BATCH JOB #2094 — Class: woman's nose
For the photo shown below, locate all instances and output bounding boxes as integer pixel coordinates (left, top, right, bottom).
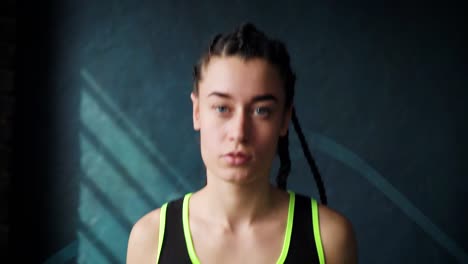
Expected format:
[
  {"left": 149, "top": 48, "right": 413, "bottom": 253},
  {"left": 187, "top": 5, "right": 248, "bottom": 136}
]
[{"left": 229, "top": 111, "right": 250, "bottom": 143}]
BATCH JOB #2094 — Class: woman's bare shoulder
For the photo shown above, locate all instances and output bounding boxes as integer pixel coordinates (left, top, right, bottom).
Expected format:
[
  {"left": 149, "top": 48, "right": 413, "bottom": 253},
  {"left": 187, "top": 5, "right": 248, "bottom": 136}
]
[
  {"left": 318, "top": 204, "right": 358, "bottom": 264},
  {"left": 126, "top": 208, "right": 162, "bottom": 264}
]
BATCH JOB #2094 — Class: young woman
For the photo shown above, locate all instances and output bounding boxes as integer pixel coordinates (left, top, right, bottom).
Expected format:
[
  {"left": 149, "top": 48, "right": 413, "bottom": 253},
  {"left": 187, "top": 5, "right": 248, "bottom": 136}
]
[{"left": 127, "top": 23, "right": 358, "bottom": 264}]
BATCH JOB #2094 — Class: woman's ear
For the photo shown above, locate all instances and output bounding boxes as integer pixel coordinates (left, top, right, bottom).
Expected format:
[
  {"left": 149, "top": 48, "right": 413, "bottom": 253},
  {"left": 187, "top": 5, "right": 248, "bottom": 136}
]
[
  {"left": 190, "top": 92, "right": 201, "bottom": 131},
  {"left": 280, "top": 105, "right": 292, "bottom": 136}
]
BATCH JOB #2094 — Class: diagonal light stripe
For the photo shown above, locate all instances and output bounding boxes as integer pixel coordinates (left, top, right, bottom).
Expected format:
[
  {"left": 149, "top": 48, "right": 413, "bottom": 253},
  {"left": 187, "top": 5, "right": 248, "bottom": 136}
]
[
  {"left": 310, "top": 132, "right": 468, "bottom": 263},
  {"left": 79, "top": 116, "right": 161, "bottom": 208},
  {"left": 80, "top": 67, "right": 192, "bottom": 192}
]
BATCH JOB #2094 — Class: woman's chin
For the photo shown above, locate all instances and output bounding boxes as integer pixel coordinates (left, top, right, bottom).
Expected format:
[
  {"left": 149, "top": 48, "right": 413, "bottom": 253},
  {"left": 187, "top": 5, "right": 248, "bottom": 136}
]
[
  {"left": 217, "top": 169, "right": 261, "bottom": 185},
  {"left": 206, "top": 165, "right": 267, "bottom": 186}
]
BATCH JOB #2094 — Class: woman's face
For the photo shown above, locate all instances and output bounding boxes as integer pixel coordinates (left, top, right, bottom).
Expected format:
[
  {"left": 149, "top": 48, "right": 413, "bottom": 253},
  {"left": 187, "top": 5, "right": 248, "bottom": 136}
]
[{"left": 191, "top": 56, "right": 292, "bottom": 186}]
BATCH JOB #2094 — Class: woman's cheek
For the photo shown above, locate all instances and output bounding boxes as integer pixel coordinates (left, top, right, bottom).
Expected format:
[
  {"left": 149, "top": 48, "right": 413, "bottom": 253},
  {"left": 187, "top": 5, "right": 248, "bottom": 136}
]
[
  {"left": 259, "top": 128, "right": 280, "bottom": 157},
  {"left": 200, "top": 121, "right": 221, "bottom": 153}
]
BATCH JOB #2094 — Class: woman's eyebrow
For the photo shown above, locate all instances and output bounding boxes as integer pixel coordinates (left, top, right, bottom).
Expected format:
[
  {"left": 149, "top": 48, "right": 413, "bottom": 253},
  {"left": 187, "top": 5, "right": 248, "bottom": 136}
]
[
  {"left": 251, "top": 94, "right": 278, "bottom": 103},
  {"left": 207, "top": 92, "right": 278, "bottom": 103},
  {"left": 208, "top": 91, "right": 231, "bottom": 99}
]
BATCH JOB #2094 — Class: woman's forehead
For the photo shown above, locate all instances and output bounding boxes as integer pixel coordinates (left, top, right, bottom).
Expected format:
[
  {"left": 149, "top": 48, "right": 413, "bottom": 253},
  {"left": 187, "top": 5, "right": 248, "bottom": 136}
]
[{"left": 198, "top": 56, "right": 285, "bottom": 100}]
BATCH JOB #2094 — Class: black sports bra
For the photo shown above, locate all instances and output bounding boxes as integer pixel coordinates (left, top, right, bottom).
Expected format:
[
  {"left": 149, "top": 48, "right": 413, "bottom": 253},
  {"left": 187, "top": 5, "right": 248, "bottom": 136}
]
[{"left": 156, "top": 191, "right": 325, "bottom": 264}]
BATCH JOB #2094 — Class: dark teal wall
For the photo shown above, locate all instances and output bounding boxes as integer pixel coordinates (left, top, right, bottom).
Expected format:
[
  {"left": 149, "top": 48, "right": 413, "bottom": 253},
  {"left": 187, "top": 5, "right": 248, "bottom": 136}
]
[{"left": 11, "top": 1, "right": 467, "bottom": 263}]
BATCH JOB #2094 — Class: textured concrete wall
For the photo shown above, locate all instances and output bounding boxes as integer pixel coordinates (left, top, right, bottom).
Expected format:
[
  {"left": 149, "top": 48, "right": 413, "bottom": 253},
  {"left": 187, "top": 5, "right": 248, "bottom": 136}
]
[{"left": 9, "top": 1, "right": 468, "bottom": 263}]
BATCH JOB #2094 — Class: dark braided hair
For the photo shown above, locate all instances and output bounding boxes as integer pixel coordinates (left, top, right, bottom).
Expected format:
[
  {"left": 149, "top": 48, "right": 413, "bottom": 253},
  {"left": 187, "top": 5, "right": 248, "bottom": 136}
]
[{"left": 192, "top": 23, "right": 327, "bottom": 205}]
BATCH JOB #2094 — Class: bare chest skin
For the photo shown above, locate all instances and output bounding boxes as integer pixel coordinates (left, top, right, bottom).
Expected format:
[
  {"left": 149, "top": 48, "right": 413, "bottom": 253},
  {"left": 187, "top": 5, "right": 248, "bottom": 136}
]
[
  {"left": 178, "top": 184, "right": 293, "bottom": 264},
  {"left": 189, "top": 213, "right": 288, "bottom": 264}
]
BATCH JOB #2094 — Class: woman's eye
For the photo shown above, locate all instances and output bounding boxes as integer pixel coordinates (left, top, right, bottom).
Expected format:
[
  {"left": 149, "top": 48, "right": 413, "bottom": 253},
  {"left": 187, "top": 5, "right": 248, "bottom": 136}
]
[
  {"left": 254, "top": 107, "right": 271, "bottom": 116},
  {"left": 214, "top": 105, "right": 229, "bottom": 113}
]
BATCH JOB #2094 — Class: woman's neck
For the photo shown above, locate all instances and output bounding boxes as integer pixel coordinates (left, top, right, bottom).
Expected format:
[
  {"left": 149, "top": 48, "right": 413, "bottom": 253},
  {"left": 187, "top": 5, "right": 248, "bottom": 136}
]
[{"left": 195, "top": 173, "right": 282, "bottom": 232}]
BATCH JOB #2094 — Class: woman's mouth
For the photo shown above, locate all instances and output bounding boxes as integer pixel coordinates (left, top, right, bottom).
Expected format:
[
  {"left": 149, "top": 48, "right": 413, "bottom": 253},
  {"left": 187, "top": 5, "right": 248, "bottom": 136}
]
[{"left": 223, "top": 152, "right": 252, "bottom": 166}]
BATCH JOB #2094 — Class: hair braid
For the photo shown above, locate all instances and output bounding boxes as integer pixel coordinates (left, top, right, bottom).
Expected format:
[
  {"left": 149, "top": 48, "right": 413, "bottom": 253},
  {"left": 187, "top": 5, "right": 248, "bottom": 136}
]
[
  {"left": 290, "top": 107, "right": 327, "bottom": 205},
  {"left": 276, "top": 133, "right": 291, "bottom": 190}
]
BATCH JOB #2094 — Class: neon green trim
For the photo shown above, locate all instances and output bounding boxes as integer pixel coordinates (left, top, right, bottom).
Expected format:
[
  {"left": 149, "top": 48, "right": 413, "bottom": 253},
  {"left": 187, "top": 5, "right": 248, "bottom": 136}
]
[
  {"left": 312, "top": 199, "right": 326, "bottom": 264},
  {"left": 276, "top": 191, "right": 295, "bottom": 264},
  {"left": 156, "top": 203, "right": 168, "bottom": 264},
  {"left": 182, "top": 193, "right": 202, "bottom": 264}
]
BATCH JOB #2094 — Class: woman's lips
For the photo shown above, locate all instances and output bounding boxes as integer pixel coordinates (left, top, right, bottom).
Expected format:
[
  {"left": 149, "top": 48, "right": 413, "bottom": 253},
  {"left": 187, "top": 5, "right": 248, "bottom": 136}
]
[{"left": 223, "top": 153, "right": 252, "bottom": 166}]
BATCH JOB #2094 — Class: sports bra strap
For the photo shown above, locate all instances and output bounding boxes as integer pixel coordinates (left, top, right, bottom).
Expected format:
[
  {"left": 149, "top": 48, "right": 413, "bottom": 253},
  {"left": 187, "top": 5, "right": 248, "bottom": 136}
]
[
  {"left": 312, "top": 199, "right": 325, "bottom": 264},
  {"left": 156, "top": 203, "right": 168, "bottom": 264}
]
